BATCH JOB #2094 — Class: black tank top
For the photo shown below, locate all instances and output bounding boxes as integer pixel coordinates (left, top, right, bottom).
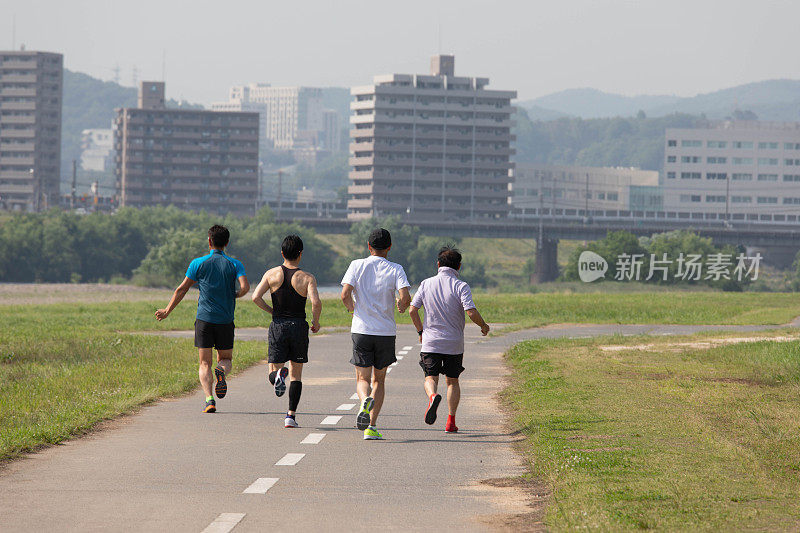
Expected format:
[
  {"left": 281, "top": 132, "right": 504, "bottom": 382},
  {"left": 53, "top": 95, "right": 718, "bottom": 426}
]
[{"left": 271, "top": 265, "right": 307, "bottom": 320}]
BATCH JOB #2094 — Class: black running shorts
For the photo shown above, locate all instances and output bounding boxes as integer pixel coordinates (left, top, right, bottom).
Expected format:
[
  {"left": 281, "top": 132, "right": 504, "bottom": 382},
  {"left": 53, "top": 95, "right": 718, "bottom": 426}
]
[
  {"left": 268, "top": 318, "right": 310, "bottom": 364},
  {"left": 350, "top": 333, "right": 396, "bottom": 370},
  {"left": 419, "top": 352, "right": 464, "bottom": 378},
  {"left": 194, "top": 319, "right": 235, "bottom": 350}
]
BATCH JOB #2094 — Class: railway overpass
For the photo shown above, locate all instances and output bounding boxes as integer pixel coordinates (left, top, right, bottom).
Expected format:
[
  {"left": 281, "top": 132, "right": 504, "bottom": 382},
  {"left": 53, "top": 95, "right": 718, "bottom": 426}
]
[{"left": 279, "top": 209, "right": 800, "bottom": 282}]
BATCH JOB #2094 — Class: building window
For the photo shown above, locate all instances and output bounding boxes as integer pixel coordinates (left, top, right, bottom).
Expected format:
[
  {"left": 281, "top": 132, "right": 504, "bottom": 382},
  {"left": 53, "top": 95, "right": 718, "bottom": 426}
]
[
  {"left": 732, "top": 173, "right": 752, "bottom": 180},
  {"left": 707, "top": 140, "right": 727, "bottom": 148},
  {"left": 783, "top": 174, "right": 800, "bottom": 182},
  {"left": 681, "top": 156, "right": 701, "bottom": 163},
  {"left": 757, "top": 174, "right": 778, "bottom": 181},
  {"left": 784, "top": 142, "right": 800, "bottom": 150},
  {"left": 667, "top": 171, "right": 676, "bottom": 179},
  {"left": 733, "top": 141, "right": 754, "bottom": 149},
  {"left": 667, "top": 140, "right": 677, "bottom": 147},
  {"left": 706, "top": 173, "right": 727, "bottom": 180},
  {"left": 681, "top": 140, "right": 702, "bottom": 147},
  {"left": 733, "top": 157, "right": 753, "bottom": 165},
  {"left": 757, "top": 196, "right": 778, "bottom": 204},
  {"left": 758, "top": 158, "right": 778, "bottom": 165},
  {"left": 732, "top": 196, "right": 752, "bottom": 203},
  {"left": 759, "top": 142, "right": 779, "bottom": 149},
  {"left": 783, "top": 197, "right": 800, "bottom": 205},
  {"left": 785, "top": 159, "right": 800, "bottom": 166},
  {"left": 667, "top": 155, "right": 676, "bottom": 163},
  {"left": 707, "top": 157, "right": 727, "bottom": 164},
  {"left": 680, "top": 172, "right": 701, "bottom": 179},
  {"left": 705, "top": 195, "right": 725, "bottom": 203}
]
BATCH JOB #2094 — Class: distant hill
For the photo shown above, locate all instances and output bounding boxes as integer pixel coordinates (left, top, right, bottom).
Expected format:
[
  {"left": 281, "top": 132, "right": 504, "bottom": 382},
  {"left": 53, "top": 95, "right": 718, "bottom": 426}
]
[{"left": 519, "top": 79, "right": 800, "bottom": 121}]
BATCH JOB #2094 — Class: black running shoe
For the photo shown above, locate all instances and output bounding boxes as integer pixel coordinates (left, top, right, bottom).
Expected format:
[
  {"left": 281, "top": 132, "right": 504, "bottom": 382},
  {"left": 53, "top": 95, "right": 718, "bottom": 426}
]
[
  {"left": 425, "top": 394, "right": 442, "bottom": 425},
  {"left": 275, "top": 367, "right": 288, "bottom": 397},
  {"left": 356, "top": 396, "right": 374, "bottom": 430},
  {"left": 214, "top": 366, "right": 227, "bottom": 399},
  {"left": 204, "top": 399, "right": 216, "bottom": 413}
]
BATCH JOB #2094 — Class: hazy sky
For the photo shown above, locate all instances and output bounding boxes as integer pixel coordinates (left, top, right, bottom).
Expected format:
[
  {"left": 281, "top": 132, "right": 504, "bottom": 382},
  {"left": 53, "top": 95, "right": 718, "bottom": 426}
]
[{"left": 3, "top": 0, "right": 799, "bottom": 105}]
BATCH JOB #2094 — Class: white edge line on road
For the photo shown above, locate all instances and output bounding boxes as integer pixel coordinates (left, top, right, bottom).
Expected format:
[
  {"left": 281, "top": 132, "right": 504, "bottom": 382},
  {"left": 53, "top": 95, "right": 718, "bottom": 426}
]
[
  {"left": 391, "top": 362, "right": 398, "bottom": 366},
  {"left": 350, "top": 392, "right": 359, "bottom": 400},
  {"left": 275, "top": 453, "right": 305, "bottom": 466},
  {"left": 301, "top": 432, "right": 326, "bottom": 444},
  {"left": 402, "top": 345, "right": 413, "bottom": 350},
  {"left": 336, "top": 403, "right": 356, "bottom": 410},
  {"left": 320, "top": 415, "right": 342, "bottom": 425},
  {"left": 201, "top": 513, "right": 246, "bottom": 533},
  {"left": 242, "top": 477, "right": 279, "bottom": 494},
  {"left": 396, "top": 355, "right": 404, "bottom": 360},
  {"left": 387, "top": 367, "right": 393, "bottom": 373},
  {"left": 398, "top": 351, "right": 408, "bottom": 355}
]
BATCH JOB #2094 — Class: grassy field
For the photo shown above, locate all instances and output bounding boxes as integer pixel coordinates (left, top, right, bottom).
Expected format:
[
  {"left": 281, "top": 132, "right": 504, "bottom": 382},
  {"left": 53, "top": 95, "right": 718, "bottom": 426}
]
[
  {"left": 3, "top": 290, "right": 800, "bottom": 463},
  {"left": 505, "top": 331, "right": 800, "bottom": 530}
]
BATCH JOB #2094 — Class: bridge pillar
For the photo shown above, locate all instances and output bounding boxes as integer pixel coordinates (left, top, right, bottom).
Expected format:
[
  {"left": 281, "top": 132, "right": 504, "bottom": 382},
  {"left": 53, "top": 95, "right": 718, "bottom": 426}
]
[{"left": 534, "top": 237, "right": 559, "bottom": 283}]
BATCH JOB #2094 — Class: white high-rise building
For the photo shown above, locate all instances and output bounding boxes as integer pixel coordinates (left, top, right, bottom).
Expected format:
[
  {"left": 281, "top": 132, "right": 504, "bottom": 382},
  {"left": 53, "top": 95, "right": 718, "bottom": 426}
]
[
  {"left": 348, "top": 55, "right": 516, "bottom": 221},
  {"left": 216, "top": 84, "right": 325, "bottom": 151},
  {"left": 79, "top": 128, "right": 114, "bottom": 171},
  {"left": 211, "top": 97, "right": 269, "bottom": 157}
]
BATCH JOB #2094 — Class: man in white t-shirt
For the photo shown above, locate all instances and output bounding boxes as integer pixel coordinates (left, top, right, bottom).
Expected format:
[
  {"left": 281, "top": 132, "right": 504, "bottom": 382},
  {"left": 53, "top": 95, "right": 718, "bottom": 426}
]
[{"left": 341, "top": 228, "right": 411, "bottom": 440}]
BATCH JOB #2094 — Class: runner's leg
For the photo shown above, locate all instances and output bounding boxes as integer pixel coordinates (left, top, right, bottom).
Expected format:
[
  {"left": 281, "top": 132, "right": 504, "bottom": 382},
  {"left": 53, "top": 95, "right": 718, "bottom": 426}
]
[
  {"left": 355, "top": 366, "right": 372, "bottom": 402},
  {"left": 287, "top": 361, "right": 303, "bottom": 416},
  {"left": 216, "top": 349, "right": 232, "bottom": 374},
  {"left": 424, "top": 375, "right": 439, "bottom": 397},
  {"left": 370, "top": 366, "right": 387, "bottom": 425},
  {"left": 446, "top": 377, "right": 460, "bottom": 416},
  {"left": 198, "top": 348, "right": 214, "bottom": 398}
]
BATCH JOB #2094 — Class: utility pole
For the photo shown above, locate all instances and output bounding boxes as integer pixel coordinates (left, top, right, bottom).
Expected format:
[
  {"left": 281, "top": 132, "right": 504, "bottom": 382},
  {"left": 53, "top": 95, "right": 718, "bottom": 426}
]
[
  {"left": 91, "top": 181, "right": 98, "bottom": 212},
  {"left": 256, "top": 165, "right": 262, "bottom": 214},
  {"left": 277, "top": 169, "right": 283, "bottom": 220},
  {"left": 71, "top": 160, "right": 77, "bottom": 210},
  {"left": 29, "top": 168, "right": 38, "bottom": 212},
  {"left": 584, "top": 172, "right": 589, "bottom": 222},
  {"left": 724, "top": 173, "right": 730, "bottom": 228}
]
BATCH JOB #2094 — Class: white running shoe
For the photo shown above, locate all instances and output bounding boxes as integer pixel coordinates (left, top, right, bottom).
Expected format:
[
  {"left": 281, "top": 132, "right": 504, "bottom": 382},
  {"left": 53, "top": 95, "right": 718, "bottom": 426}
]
[{"left": 284, "top": 416, "right": 298, "bottom": 428}]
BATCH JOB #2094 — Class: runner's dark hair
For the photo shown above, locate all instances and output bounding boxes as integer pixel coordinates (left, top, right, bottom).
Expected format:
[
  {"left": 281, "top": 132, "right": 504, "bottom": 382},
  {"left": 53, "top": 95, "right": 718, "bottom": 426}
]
[
  {"left": 437, "top": 246, "right": 462, "bottom": 270},
  {"left": 208, "top": 225, "right": 230, "bottom": 248},
  {"left": 282, "top": 234, "right": 304, "bottom": 260}
]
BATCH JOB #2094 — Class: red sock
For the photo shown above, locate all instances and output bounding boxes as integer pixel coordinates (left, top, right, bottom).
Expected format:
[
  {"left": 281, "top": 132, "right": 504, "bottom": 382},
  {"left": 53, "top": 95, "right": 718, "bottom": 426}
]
[{"left": 447, "top": 415, "right": 455, "bottom": 425}]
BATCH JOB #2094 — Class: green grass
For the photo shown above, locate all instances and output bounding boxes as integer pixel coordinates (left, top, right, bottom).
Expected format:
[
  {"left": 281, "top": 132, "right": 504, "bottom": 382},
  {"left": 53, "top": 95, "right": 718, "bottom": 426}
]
[
  {"left": 505, "top": 332, "right": 800, "bottom": 530},
  {"left": 3, "top": 290, "right": 800, "bottom": 463}
]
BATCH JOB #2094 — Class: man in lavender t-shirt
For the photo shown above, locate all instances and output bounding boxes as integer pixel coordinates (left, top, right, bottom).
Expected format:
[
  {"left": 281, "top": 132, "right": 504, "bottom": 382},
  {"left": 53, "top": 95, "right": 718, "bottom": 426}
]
[{"left": 409, "top": 246, "right": 490, "bottom": 433}]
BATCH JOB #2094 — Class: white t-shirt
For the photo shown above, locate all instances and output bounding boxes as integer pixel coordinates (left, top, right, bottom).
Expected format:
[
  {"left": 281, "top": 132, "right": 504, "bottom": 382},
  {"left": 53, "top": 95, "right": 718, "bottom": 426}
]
[{"left": 341, "top": 255, "right": 410, "bottom": 336}]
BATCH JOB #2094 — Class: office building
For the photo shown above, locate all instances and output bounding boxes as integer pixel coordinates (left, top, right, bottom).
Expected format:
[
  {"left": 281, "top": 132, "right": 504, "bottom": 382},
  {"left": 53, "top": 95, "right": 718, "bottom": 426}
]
[
  {"left": 80, "top": 128, "right": 113, "bottom": 171},
  {"left": 664, "top": 121, "right": 800, "bottom": 220},
  {"left": 348, "top": 55, "right": 516, "bottom": 221},
  {"left": 512, "top": 163, "right": 660, "bottom": 216},
  {"left": 115, "top": 81, "right": 260, "bottom": 215},
  {"left": 0, "top": 50, "right": 63, "bottom": 211}
]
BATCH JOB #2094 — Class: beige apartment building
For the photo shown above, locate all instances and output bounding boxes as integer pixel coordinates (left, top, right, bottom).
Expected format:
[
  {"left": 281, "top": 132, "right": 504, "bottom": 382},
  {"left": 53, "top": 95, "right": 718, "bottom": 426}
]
[
  {"left": 115, "top": 82, "right": 259, "bottom": 215},
  {"left": 348, "top": 55, "right": 516, "bottom": 221},
  {"left": 664, "top": 121, "right": 800, "bottom": 220},
  {"left": 0, "top": 50, "right": 62, "bottom": 211},
  {"left": 512, "top": 163, "right": 660, "bottom": 217}
]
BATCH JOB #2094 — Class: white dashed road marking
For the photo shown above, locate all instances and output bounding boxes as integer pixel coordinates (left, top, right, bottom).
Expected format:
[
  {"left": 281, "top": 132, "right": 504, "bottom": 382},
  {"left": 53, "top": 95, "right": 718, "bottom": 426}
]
[
  {"left": 201, "top": 513, "right": 246, "bottom": 533},
  {"left": 387, "top": 367, "right": 393, "bottom": 373},
  {"left": 301, "top": 433, "right": 326, "bottom": 444},
  {"left": 320, "top": 415, "right": 342, "bottom": 425},
  {"left": 350, "top": 393, "right": 359, "bottom": 400},
  {"left": 402, "top": 346, "right": 413, "bottom": 350},
  {"left": 275, "top": 453, "right": 305, "bottom": 466},
  {"left": 391, "top": 362, "right": 398, "bottom": 366},
  {"left": 396, "top": 356, "right": 404, "bottom": 360},
  {"left": 398, "top": 351, "right": 408, "bottom": 355},
  {"left": 242, "top": 478, "right": 279, "bottom": 494},
  {"left": 336, "top": 403, "right": 356, "bottom": 411}
]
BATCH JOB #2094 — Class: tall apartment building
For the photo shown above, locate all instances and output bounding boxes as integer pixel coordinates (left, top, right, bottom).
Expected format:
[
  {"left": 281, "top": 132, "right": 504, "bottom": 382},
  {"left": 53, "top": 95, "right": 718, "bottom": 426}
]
[
  {"left": 0, "top": 50, "right": 63, "bottom": 211},
  {"left": 512, "top": 164, "right": 660, "bottom": 217},
  {"left": 348, "top": 55, "right": 516, "bottom": 221},
  {"left": 216, "top": 84, "right": 325, "bottom": 151},
  {"left": 664, "top": 121, "right": 800, "bottom": 220},
  {"left": 115, "top": 82, "right": 260, "bottom": 215}
]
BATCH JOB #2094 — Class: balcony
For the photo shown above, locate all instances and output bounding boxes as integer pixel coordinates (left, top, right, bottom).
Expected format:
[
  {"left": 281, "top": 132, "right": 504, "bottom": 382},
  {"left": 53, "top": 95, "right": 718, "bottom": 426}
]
[{"left": 348, "top": 199, "right": 373, "bottom": 209}]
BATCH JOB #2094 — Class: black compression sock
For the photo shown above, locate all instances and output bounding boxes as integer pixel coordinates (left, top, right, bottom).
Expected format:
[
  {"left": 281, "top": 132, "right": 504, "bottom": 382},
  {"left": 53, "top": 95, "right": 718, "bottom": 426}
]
[
  {"left": 268, "top": 370, "right": 277, "bottom": 385},
  {"left": 288, "top": 380, "right": 302, "bottom": 412}
]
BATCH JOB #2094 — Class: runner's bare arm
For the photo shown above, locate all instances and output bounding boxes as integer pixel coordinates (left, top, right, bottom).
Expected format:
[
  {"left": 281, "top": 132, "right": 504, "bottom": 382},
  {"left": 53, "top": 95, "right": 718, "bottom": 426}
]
[
  {"left": 341, "top": 283, "right": 355, "bottom": 313},
  {"left": 155, "top": 277, "right": 195, "bottom": 320},
  {"left": 409, "top": 305, "right": 423, "bottom": 342},
  {"left": 466, "top": 308, "right": 490, "bottom": 336},
  {"left": 235, "top": 275, "right": 250, "bottom": 298},
  {"left": 396, "top": 287, "right": 411, "bottom": 313},
  {"left": 307, "top": 274, "right": 322, "bottom": 333},
  {"left": 251, "top": 271, "right": 273, "bottom": 314}
]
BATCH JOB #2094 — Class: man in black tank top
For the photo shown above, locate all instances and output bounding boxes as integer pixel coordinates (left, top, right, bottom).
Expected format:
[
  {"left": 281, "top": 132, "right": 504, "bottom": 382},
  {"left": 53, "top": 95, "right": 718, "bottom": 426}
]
[{"left": 252, "top": 235, "right": 322, "bottom": 428}]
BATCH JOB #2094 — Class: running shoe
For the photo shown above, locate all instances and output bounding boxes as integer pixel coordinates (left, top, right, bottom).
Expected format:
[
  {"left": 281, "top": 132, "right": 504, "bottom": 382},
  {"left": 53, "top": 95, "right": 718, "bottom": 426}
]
[
  {"left": 356, "top": 396, "right": 374, "bottom": 430},
  {"left": 214, "top": 366, "right": 227, "bottom": 399},
  {"left": 275, "top": 367, "right": 288, "bottom": 397},
  {"left": 284, "top": 416, "right": 299, "bottom": 428},
  {"left": 425, "top": 393, "right": 442, "bottom": 425},
  {"left": 203, "top": 398, "right": 216, "bottom": 413},
  {"left": 445, "top": 421, "right": 458, "bottom": 433},
  {"left": 363, "top": 426, "right": 383, "bottom": 440}
]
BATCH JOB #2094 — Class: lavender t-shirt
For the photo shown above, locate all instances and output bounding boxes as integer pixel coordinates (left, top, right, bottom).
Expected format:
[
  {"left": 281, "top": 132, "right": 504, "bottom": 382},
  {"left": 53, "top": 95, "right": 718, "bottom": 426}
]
[{"left": 410, "top": 267, "right": 476, "bottom": 355}]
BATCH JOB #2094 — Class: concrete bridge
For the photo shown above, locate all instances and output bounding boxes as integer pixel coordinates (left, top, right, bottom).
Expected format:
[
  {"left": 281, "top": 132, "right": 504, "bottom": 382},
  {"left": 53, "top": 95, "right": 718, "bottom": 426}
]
[{"left": 279, "top": 210, "right": 800, "bottom": 281}]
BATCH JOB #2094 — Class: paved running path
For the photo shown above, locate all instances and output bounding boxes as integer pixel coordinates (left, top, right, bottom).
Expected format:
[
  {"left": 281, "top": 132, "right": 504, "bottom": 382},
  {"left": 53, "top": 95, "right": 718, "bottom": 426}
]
[{"left": 2, "top": 320, "right": 794, "bottom": 532}]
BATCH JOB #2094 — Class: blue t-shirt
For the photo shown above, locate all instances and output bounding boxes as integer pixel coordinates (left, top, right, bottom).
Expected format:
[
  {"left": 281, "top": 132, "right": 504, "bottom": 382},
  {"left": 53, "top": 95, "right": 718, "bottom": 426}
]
[{"left": 186, "top": 250, "right": 246, "bottom": 324}]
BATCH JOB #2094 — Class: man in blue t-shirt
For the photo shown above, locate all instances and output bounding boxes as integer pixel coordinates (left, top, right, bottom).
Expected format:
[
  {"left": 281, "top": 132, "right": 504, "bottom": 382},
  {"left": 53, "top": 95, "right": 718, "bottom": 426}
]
[{"left": 155, "top": 225, "right": 249, "bottom": 413}]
